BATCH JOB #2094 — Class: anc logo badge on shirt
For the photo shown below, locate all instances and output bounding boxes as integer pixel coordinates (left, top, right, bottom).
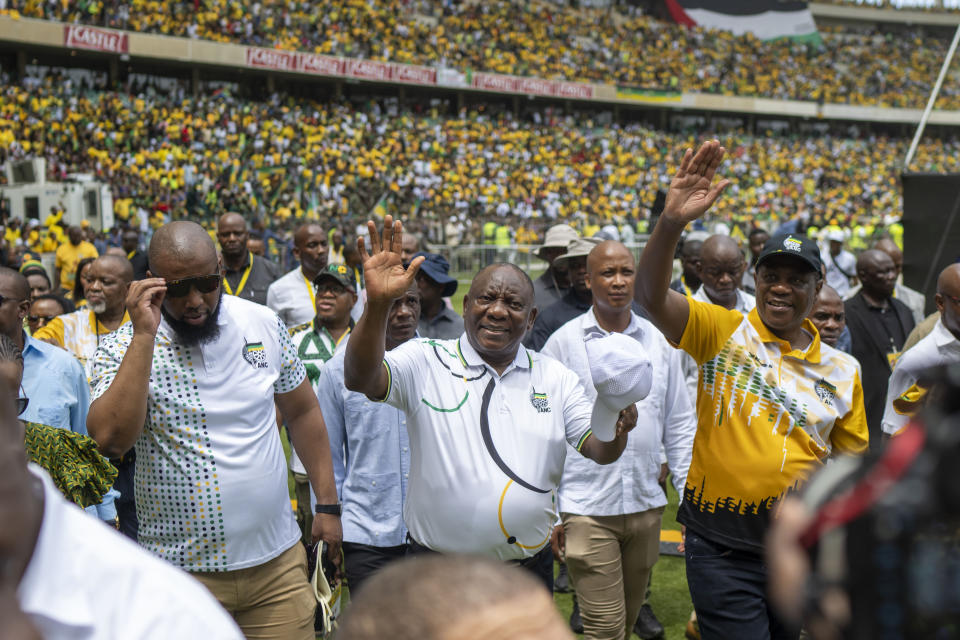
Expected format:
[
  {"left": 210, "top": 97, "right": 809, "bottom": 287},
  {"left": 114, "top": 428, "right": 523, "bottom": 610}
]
[
  {"left": 814, "top": 379, "right": 837, "bottom": 407},
  {"left": 242, "top": 341, "right": 268, "bottom": 369},
  {"left": 783, "top": 236, "right": 803, "bottom": 253},
  {"left": 530, "top": 388, "right": 551, "bottom": 413}
]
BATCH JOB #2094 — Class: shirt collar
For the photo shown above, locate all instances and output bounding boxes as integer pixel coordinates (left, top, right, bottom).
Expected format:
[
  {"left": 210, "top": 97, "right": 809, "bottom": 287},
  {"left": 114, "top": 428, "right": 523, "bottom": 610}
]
[
  {"left": 747, "top": 307, "right": 822, "bottom": 364},
  {"left": 21, "top": 332, "right": 43, "bottom": 355},
  {"left": 582, "top": 307, "right": 644, "bottom": 340},
  {"left": 933, "top": 318, "right": 960, "bottom": 348},
  {"left": 456, "top": 333, "right": 532, "bottom": 372}
]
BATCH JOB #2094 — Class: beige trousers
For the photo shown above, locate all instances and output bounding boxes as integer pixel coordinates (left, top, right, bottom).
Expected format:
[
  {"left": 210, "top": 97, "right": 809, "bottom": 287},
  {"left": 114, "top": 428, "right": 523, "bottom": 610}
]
[
  {"left": 192, "top": 542, "right": 316, "bottom": 640},
  {"left": 562, "top": 508, "right": 664, "bottom": 640}
]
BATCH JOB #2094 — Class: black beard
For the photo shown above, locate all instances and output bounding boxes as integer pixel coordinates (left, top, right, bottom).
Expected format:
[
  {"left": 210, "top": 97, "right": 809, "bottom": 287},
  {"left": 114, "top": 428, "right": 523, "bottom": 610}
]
[{"left": 161, "top": 290, "right": 223, "bottom": 347}]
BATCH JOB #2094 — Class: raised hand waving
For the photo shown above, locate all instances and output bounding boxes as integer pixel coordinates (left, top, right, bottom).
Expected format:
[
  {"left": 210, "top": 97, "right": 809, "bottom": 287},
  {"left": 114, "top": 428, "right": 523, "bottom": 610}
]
[
  {"left": 662, "top": 140, "right": 731, "bottom": 226},
  {"left": 358, "top": 215, "right": 425, "bottom": 305}
]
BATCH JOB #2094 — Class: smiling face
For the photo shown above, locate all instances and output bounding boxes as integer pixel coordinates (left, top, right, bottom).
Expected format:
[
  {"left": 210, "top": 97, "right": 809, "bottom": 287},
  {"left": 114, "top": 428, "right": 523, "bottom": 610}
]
[
  {"left": 314, "top": 277, "right": 357, "bottom": 328},
  {"left": 755, "top": 255, "right": 822, "bottom": 339},
  {"left": 463, "top": 265, "right": 536, "bottom": 371}
]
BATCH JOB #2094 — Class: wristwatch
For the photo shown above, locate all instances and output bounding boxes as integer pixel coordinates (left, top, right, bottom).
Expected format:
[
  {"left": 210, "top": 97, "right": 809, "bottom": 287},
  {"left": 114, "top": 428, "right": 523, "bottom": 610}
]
[{"left": 314, "top": 502, "right": 342, "bottom": 516}]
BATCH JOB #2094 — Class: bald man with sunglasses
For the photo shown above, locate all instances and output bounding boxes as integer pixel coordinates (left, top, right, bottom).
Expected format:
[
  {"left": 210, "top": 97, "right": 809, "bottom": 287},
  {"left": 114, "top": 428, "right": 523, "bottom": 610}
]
[{"left": 88, "top": 221, "right": 341, "bottom": 640}]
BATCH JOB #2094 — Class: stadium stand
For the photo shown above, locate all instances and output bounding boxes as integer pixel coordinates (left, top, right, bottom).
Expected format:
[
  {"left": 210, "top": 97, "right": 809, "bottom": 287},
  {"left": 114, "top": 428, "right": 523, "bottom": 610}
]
[
  {"left": 0, "top": 69, "right": 955, "bottom": 237},
  {"left": 4, "top": 0, "right": 960, "bottom": 109}
]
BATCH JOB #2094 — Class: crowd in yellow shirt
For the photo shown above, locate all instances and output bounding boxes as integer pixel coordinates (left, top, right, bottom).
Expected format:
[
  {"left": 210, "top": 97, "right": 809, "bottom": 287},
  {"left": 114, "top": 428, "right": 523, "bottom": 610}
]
[
  {"left": 0, "top": 73, "right": 957, "bottom": 240},
  {"left": 6, "top": 0, "right": 960, "bottom": 109}
]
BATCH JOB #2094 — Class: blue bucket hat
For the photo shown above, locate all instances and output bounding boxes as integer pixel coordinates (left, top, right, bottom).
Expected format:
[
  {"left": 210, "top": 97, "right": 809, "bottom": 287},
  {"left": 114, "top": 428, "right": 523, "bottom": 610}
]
[{"left": 412, "top": 252, "right": 458, "bottom": 297}]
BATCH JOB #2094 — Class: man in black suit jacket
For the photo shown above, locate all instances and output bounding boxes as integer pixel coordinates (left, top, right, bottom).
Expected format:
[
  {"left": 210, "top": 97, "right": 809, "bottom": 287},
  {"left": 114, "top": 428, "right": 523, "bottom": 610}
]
[{"left": 844, "top": 249, "right": 916, "bottom": 449}]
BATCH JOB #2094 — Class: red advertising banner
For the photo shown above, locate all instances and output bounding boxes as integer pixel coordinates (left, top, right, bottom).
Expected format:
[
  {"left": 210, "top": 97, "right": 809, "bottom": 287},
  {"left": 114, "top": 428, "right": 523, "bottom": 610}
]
[
  {"left": 473, "top": 73, "right": 519, "bottom": 94},
  {"left": 392, "top": 64, "right": 437, "bottom": 85},
  {"left": 63, "top": 25, "right": 128, "bottom": 54},
  {"left": 516, "top": 76, "right": 555, "bottom": 96},
  {"left": 240, "top": 48, "right": 593, "bottom": 99},
  {"left": 345, "top": 59, "right": 392, "bottom": 82},
  {"left": 298, "top": 53, "right": 344, "bottom": 76},
  {"left": 555, "top": 81, "right": 594, "bottom": 100},
  {"left": 246, "top": 47, "right": 297, "bottom": 72}
]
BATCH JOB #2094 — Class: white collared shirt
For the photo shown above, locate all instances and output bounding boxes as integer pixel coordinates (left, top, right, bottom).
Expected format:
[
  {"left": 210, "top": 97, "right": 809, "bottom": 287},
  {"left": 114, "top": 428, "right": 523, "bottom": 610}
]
[
  {"left": 882, "top": 319, "right": 960, "bottom": 435},
  {"left": 266, "top": 267, "right": 316, "bottom": 328},
  {"left": 91, "top": 295, "right": 305, "bottom": 572},
  {"left": 542, "top": 309, "right": 696, "bottom": 517},
  {"left": 381, "top": 334, "right": 593, "bottom": 561},
  {"left": 18, "top": 465, "right": 243, "bottom": 639}
]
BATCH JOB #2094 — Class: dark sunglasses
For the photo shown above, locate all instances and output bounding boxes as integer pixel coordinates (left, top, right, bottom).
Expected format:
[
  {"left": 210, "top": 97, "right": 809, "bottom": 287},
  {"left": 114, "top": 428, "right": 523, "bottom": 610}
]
[
  {"left": 165, "top": 274, "right": 221, "bottom": 298},
  {"left": 28, "top": 315, "right": 58, "bottom": 323}
]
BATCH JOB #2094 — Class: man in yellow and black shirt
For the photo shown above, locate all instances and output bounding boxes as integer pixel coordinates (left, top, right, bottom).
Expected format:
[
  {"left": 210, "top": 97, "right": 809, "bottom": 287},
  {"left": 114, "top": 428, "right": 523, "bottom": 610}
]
[{"left": 636, "top": 141, "right": 868, "bottom": 640}]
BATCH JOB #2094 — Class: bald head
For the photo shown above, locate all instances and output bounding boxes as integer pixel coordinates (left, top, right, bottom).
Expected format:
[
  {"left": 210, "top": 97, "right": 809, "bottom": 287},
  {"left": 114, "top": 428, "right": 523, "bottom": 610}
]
[
  {"left": 95, "top": 255, "right": 134, "bottom": 283},
  {"left": 217, "top": 212, "right": 246, "bottom": 232},
  {"left": 587, "top": 240, "right": 633, "bottom": 275},
  {"left": 149, "top": 221, "right": 219, "bottom": 278},
  {"left": 338, "top": 555, "right": 571, "bottom": 640},
  {"left": 874, "top": 237, "right": 903, "bottom": 275},
  {"left": 701, "top": 235, "right": 742, "bottom": 263},
  {"left": 0, "top": 268, "right": 29, "bottom": 301},
  {"left": 937, "top": 264, "right": 960, "bottom": 340},
  {"left": 469, "top": 263, "right": 534, "bottom": 301},
  {"left": 293, "top": 223, "right": 325, "bottom": 250}
]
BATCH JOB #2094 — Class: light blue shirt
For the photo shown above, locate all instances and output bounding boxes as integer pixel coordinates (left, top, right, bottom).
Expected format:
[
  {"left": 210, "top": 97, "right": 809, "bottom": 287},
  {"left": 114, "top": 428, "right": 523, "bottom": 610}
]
[
  {"left": 21, "top": 334, "right": 117, "bottom": 520},
  {"left": 317, "top": 345, "right": 411, "bottom": 548},
  {"left": 21, "top": 334, "right": 90, "bottom": 435}
]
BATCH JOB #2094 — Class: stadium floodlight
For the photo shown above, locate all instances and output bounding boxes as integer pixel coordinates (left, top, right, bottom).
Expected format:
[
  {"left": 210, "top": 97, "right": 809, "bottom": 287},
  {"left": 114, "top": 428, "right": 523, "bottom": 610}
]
[{"left": 904, "top": 24, "right": 960, "bottom": 169}]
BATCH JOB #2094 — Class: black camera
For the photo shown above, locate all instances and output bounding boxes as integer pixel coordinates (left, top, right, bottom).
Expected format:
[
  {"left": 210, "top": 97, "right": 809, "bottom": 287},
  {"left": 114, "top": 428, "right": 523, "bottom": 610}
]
[{"left": 800, "top": 365, "right": 960, "bottom": 639}]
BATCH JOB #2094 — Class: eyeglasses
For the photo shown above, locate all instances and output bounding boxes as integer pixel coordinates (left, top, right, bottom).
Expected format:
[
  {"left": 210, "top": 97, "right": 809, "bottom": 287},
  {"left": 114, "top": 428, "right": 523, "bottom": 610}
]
[
  {"left": 165, "top": 274, "right": 221, "bottom": 298},
  {"left": 940, "top": 293, "right": 960, "bottom": 306},
  {"left": 0, "top": 294, "right": 23, "bottom": 306},
  {"left": 28, "top": 315, "right": 58, "bottom": 324}
]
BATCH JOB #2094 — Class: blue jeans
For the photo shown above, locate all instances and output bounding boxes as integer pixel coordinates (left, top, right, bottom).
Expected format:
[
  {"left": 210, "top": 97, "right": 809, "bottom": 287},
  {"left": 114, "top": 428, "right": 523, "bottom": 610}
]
[{"left": 684, "top": 529, "right": 799, "bottom": 640}]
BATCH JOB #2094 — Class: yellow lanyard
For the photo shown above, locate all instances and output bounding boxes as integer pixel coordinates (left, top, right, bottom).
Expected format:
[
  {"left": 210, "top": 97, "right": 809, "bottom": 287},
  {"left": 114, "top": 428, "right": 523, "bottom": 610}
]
[
  {"left": 127, "top": 250, "right": 136, "bottom": 260},
  {"left": 302, "top": 271, "right": 316, "bottom": 308},
  {"left": 682, "top": 276, "right": 693, "bottom": 297},
  {"left": 223, "top": 252, "right": 253, "bottom": 297}
]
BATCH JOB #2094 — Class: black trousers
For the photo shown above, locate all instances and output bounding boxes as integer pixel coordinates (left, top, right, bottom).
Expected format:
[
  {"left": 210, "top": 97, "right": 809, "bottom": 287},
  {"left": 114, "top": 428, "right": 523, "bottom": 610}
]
[
  {"left": 406, "top": 537, "right": 554, "bottom": 592},
  {"left": 342, "top": 541, "right": 409, "bottom": 596},
  {"left": 111, "top": 450, "right": 138, "bottom": 541}
]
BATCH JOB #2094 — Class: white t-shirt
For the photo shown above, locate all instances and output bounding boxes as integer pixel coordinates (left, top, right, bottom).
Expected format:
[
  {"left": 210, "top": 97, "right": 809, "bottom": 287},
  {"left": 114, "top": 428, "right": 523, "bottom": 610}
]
[
  {"left": 382, "top": 335, "right": 593, "bottom": 561},
  {"left": 266, "top": 267, "right": 317, "bottom": 329},
  {"left": 824, "top": 250, "right": 857, "bottom": 298},
  {"left": 92, "top": 295, "right": 305, "bottom": 572},
  {"left": 18, "top": 465, "right": 243, "bottom": 639},
  {"left": 882, "top": 319, "right": 960, "bottom": 435}
]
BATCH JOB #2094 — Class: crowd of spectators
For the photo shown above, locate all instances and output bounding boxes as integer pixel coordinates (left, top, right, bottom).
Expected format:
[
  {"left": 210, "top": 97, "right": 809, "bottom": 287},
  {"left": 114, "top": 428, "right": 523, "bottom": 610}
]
[
  {"left": 5, "top": 0, "right": 960, "bottom": 108},
  {"left": 0, "top": 71, "right": 956, "bottom": 249}
]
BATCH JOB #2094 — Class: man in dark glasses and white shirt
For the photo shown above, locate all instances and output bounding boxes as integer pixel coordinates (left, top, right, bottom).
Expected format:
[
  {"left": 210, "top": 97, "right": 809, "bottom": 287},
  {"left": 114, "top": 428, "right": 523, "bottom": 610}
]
[{"left": 87, "top": 221, "right": 342, "bottom": 640}]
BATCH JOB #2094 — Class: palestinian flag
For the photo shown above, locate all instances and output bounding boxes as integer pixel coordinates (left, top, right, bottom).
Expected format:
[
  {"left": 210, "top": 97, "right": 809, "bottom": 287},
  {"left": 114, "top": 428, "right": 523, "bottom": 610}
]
[{"left": 664, "top": 0, "right": 820, "bottom": 43}]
